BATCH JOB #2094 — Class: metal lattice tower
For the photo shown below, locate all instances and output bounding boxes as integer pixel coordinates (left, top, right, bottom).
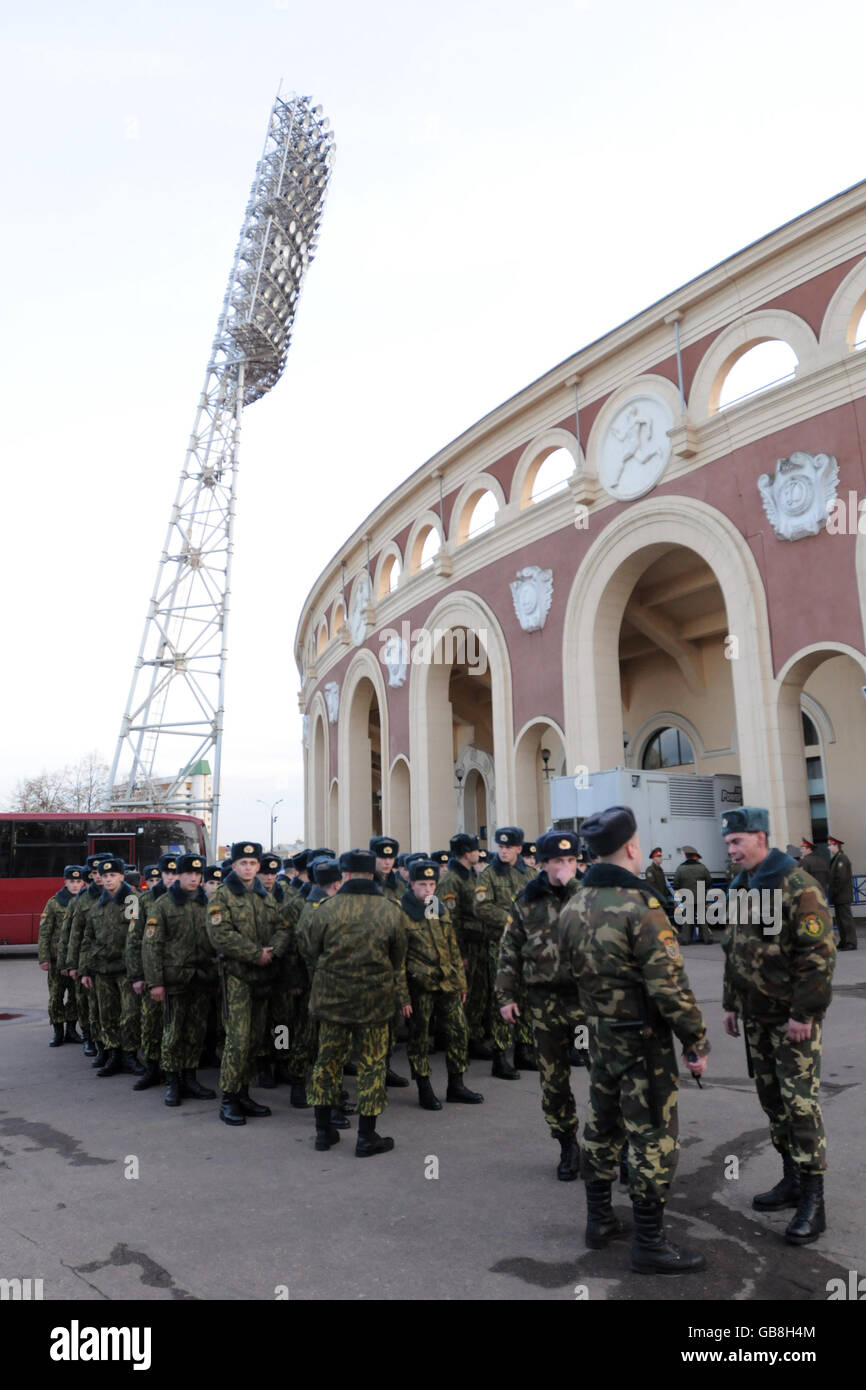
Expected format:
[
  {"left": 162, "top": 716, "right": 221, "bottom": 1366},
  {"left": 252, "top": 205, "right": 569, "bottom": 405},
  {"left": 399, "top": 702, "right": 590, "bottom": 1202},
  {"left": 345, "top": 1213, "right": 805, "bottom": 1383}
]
[{"left": 108, "top": 93, "right": 335, "bottom": 851}]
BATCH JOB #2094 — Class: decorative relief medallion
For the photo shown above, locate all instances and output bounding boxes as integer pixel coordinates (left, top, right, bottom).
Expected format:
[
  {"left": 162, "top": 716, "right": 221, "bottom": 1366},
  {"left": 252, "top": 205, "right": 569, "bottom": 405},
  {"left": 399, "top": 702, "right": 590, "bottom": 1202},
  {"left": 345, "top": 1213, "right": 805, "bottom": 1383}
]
[
  {"left": 599, "top": 393, "right": 673, "bottom": 500},
  {"left": 758, "top": 451, "right": 839, "bottom": 541},
  {"left": 324, "top": 682, "right": 340, "bottom": 723},
  {"left": 509, "top": 566, "right": 553, "bottom": 632}
]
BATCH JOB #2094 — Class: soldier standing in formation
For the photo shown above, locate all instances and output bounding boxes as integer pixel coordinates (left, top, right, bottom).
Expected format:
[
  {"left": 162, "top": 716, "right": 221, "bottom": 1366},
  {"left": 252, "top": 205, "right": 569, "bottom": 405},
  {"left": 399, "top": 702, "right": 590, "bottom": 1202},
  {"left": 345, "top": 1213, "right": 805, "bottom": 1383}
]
[
  {"left": 65, "top": 855, "right": 107, "bottom": 1063},
  {"left": 79, "top": 856, "right": 146, "bottom": 1079},
  {"left": 673, "top": 846, "right": 714, "bottom": 945},
  {"left": 560, "top": 806, "right": 709, "bottom": 1274},
  {"left": 475, "top": 826, "right": 537, "bottom": 1079},
  {"left": 496, "top": 831, "right": 584, "bottom": 1182},
  {"left": 827, "top": 834, "right": 857, "bottom": 950},
  {"left": 438, "top": 834, "right": 487, "bottom": 1057},
  {"left": 722, "top": 806, "right": 836, "bottom": 1243},
  {"left": 127, "top": 851, "right": 178, "bottom": 1092},
  {"left": 38, "top": 865, "right": 86, "bottom": 1046}
]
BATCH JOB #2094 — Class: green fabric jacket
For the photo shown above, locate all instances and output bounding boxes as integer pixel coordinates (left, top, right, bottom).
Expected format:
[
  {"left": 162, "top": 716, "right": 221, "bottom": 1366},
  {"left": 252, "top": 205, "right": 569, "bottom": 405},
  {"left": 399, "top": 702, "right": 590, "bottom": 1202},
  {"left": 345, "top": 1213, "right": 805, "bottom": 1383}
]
[
  {"left": 474, "top": 856, "right": 536, "bottom": 944},
  {"left": 206, "top": 872, "right": 286, "bottom": 985},
  {"left": 125, "top": 884, "right": 165, "bottom": 980},
  {"left": 64, "top": 883, "right": 101, "bottom": 972},
  {"left": 722, "top": 850, "right": 835, "bottom": 1022},
  {"left": 80, "top": 883, "right": 140, "bottom": 977},
  {"left": 142, "top": 881, "right": 216, "bottom": 994},
  {"left": 438, "top": 858, "right": 484, "bottom": 949},
  {"left": 828, "top": 850, "right": 853, "bottom": 905},
  {"left": 307, "top": 880, "right": 409, "bottom": 1024},
  {"left": 672, "top": 858, "right": 713, "bottom": 894},
  {"left": 560, "top": 862, "right": 709, "bottom": 1054},
  {"left": 38, "top": 887, "right": 75, "bottom": 964},
  {"left": 400, "top": 890, "right": 466, "bottom": 994},
  {"left": 495, "top": 871, "right": 580, "bottom": 1000}
]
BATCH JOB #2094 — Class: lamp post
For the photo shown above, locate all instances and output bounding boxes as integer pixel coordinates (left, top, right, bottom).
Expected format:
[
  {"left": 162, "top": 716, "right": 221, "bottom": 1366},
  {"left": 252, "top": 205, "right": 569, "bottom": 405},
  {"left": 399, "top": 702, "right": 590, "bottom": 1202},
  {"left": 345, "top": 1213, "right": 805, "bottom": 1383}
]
[{"left": 256, "top": 797, "right": 283, "bottom": 851}]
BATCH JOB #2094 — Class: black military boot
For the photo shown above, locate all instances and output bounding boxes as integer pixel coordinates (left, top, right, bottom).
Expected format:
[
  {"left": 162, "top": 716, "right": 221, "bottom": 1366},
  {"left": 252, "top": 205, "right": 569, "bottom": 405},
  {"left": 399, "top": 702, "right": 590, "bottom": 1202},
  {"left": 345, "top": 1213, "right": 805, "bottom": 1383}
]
[
  {"left": 289, "top": 1079, "right": 311, "bottom": 1108},
  {"left": 416, "top": 1075, "right": 443, "bottom": 1110},
  {"left": 314, "top": 1105, "right": 340, "bottom": 1150},
  {"left": 339, "top": 1087, "right": 356, "bottom": 1115},
  {"left": 556, "top": 1132, "right": 580, "bottom": 1182},
  {"left": 164, "top": 1073, "right": 181, "bottom": 1107},
  {"left": 132, "top": 1059, "right": 162, "bottom": 1091},
  {"left": 90, "top": 1042, "right": 107, "bottom": 1068},
  {"left": 49, "top": 1024, "right": 65, "bottom": 1047},
  {"left": 752, "top": 1149, "right": 801, "bottom": 1210},
  {"left": 468, "top": 1038, "right": 493, "bottom": 1060},
  {"left": 491, "top": 1049, "right": 520, "bottom": 1080},
  {"left": 329, "top": 1104, "right": 351, "bottom": 1129},
  {"left": 343, "top": 1060, "right": 358, "bottom": 1077},
  {"left": 446, "top": 1073, "right": 484, "bottom": 1104},
  {"left": 96, "top": 1048, "right": 123, "bottom": 1077},
  {"left": 355, "top": 1113, "right": 394, "bottom": 1157},
  {"left": 514, "top": 1042, "right": 539, "bottom": 1071},
  {"left": 630, "top": 1197, "right": 706, "bottom": 1274},
  {"left": 220, "top": 1092, "right": 246, "bottom": 1126},
  {"left": 121, "top": 1052, "right": 147, "bottom": 1076},
  {"left": 237, "top": 1086, "right": 271, "bottom": 1117},
  {"left": 385, "top": 1063, "right": 410, "bottom": 1088},
  {"left": 784, "top": 1174, "right": 826, "bottom": 1245},
  {"left": 82, "top": 1032, "right": 97, "bottom": 1058},
  {"left": 64, "top": 1021, "right": 82, "bottom": 1043},
  {"left": 585, "top": 1179, "right": 628, "bottom": 1246},
  {"left": 257, "top": 1058, "right": 277, "bottom": 1089},
  {"left": 181, "top": 1069, "right": 216, "bottom": 1099}
]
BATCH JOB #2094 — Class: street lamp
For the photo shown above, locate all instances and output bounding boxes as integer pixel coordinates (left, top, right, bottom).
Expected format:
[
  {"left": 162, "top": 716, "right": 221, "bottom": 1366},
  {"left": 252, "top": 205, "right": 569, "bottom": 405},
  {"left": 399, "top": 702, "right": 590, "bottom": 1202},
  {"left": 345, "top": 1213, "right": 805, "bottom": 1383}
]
[{"left": 256, "top": 797, "right": 284, "bottom": 851}]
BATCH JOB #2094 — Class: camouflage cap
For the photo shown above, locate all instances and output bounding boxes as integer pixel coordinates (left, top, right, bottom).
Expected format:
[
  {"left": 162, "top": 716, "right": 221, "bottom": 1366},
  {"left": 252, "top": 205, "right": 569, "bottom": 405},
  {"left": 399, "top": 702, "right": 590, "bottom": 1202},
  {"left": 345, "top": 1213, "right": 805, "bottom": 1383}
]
[{"left": 721, "top": 806, "right": 769, "bottom": 836}]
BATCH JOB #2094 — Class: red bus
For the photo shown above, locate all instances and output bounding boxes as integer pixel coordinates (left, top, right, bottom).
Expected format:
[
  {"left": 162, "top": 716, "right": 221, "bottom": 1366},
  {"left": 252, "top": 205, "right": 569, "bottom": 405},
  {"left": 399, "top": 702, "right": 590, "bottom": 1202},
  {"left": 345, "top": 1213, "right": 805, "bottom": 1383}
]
[{"left": 0, "top": 812, "right": 209, "bottom": 946}]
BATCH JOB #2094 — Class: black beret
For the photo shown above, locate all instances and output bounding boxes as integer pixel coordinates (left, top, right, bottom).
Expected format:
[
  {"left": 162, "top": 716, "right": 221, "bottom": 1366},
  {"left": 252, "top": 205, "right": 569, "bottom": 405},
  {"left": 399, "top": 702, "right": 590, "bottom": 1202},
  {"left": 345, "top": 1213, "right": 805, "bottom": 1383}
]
[
  {"left": 339, "top": 849, "right": 376, "bottom": 873},
  {"left": 536, "top": 831, "right": 579, "bottom": 861},
  {"left": 63, "top": 865, "right": 84, "bottom": 880},
  {"left": 314, "top": 857, "right": 343, "bottom": 886},
  {"left": 177, "top": 854, "right": 204, "bottom": 874},
  {"left": 494, "top": 826, "right": 524, "bottom": 847},
  {"left": 409, "top": 859, "right": 440, "bottom": 883},
  {"left": 450, "top": 833, "right": 478, "bottom": 856},
  {"left": 98, "top": 856, "right": 125, "bottom": 875},
  {"left": 231, "top": 841, "right": 262, "bottom": 862},
  {"left": 430, "top": 850, "right": 450, "bottom": 865},
  {"left": 370, "top": 836, "right": 399, "bottom": 857},
  {"left": 260, "top": 854, "right": 281, "bottom": 874},
  {"left": 579, "top": 806, "right": 637, "bottom": 857},
  {"left": 157, "top": 852, "right": 179, "bottom": 873},
  {"left": 204, "top": 865, "right": 224, "bottom": 882}
]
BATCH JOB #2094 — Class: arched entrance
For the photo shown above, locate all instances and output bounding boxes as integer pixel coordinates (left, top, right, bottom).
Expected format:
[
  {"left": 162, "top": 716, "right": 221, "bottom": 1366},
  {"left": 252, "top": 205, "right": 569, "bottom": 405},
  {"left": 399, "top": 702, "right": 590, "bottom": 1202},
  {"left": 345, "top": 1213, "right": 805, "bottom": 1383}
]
[
  {"left": 337, "top": 653, "right": 390, "bottom": 848},
  {"left": 514, "top": 719, "right": 566, "bottom": 836}
]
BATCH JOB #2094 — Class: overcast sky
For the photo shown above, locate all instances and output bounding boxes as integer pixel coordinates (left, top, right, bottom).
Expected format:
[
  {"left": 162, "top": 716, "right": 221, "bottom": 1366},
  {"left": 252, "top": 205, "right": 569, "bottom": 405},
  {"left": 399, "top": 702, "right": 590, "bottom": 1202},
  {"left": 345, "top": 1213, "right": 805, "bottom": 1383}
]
[{"left": 2, "top": 0, "right": 864, "bottom": 851}]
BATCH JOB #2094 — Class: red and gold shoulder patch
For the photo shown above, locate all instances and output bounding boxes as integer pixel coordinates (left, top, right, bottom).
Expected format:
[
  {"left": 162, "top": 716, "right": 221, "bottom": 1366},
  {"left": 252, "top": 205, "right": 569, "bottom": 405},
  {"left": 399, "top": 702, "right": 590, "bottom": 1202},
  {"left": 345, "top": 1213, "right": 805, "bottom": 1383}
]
[
  {"left": 209, "top": 911, "right": 222, "bottom": 926},
  {"left": 801, "top": 915, "right": 825, "bottom": 938},
  {"left": 658, "top": 928, "right": 681, "bottom": 961}
]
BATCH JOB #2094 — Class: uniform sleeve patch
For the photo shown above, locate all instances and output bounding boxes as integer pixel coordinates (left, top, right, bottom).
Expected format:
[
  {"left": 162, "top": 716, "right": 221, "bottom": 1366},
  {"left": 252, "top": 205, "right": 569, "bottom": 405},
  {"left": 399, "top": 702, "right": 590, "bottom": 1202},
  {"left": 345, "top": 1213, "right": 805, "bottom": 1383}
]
[
  {"left": 475, "top": 889, "right": 487, "bottom": 900},
  {"left": 647, "top": 896, "right": 661, "bottom": 909},
  {"left": 144, "top": 925, "right": 156, "bottom": 939},
  {"left": 209, "top": 911, "right": 222, "bottom": 926},
  {"left": 801, "top": 915, "right": 825, "bottom": 938},
  {"left": 658, "top": 928, "right": 681, "bottom": 961}
]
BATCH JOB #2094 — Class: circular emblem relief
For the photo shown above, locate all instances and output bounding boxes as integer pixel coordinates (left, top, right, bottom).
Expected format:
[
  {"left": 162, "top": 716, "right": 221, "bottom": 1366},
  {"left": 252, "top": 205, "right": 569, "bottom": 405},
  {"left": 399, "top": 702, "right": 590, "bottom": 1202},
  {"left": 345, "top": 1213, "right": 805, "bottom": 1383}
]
[{"left": 599, "top": 393, "right": 674, "bottom": 500}]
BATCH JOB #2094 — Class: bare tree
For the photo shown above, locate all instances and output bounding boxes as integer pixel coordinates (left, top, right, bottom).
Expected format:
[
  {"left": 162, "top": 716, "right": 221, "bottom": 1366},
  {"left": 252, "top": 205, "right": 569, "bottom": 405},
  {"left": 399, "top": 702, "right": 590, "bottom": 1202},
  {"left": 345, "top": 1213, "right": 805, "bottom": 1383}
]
[{"left": 10, "top": 752, "right": 109, "bottom": 813}]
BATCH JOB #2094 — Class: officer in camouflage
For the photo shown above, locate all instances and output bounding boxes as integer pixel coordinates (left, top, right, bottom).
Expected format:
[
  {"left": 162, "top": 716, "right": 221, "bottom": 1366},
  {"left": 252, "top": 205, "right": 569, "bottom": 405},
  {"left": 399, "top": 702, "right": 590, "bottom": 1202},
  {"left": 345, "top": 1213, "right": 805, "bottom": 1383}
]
[
  {"left": 496, "top": 831, "right": 584, "bottom": 1181},
  {"left": 475, "top": 826, "right": 537, "bottom": 1078},
  {"left": 560, "top": 806, "right": 709, "bottom": 1274},
  {"left": 39, "top": 866, "right": 86, "bottom": 1046},
  {"left": 306, "top": 849, "right": 410, "bottom": 1156},
  {"left": 722, "top": 806, "right": 836, "bottom": 1244}
]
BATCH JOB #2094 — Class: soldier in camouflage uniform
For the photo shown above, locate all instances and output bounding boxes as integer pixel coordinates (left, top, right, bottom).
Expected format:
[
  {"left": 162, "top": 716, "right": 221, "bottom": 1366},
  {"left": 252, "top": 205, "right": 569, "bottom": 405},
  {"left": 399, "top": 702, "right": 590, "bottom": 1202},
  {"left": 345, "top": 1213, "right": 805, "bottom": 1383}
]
[
  {"left": 371, "top": 835, "right": 412, "bottom": 1087},
  {"left": 439, "top": 834, "right": 490, "bottom": 1060},
  {"left": 257, "top": 852, "right": 304, "bottom": 1088},
  {"left": 79, "top": 857, "right": 147, "bottom": 1079},
  {"left": 206, "top": 841, "right": 287, "bottom": 1126},
  {"left": 475, "top": 826, "right": 536, "bottom": 1079},
  {"left": 293, "top": 858, "right": 351, "bottom": 1122},
  {"left": 127, "top": 852, "right": 179, "bottom": 1092},
  {"left": 722, "top": 806, "right": 836, "bottom": 1245},
  {"left": 142, "top": 852, "right": 217, "bottom": 1107},
  {"left": 38, "top": 866, "right": 86, "bottom": 1046},
  {"left": 560, "top": 805, "right": 709, "bottom": 1274},
  {"left": 399, "top": 859, "right": 483, "bottom": 1109},
  {"left": 496, "top": 832, "right": 584, "bottom": 1181},
  {"left": 57, "top": 868, "right": 94, "bottom": 1051},
  {"left": 672, "top": 847, "right": 714, "bottom": 944},
  {"left": 65, "top": 857, "right": 108, "bottom": 1061},
  {"left": 306, "top": 849, "right": 410, "bottom": 1156},
  {"left": 827, "top": 834, "right": 857, "bottom": 950}
]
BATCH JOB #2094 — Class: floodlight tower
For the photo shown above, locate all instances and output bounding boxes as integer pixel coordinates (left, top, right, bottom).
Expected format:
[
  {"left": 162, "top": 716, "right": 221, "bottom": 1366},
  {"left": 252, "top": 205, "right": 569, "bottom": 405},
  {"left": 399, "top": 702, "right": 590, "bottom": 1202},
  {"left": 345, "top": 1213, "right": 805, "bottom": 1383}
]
[{"left": 107, "top": 94, "right": 334, "bottom": 852}]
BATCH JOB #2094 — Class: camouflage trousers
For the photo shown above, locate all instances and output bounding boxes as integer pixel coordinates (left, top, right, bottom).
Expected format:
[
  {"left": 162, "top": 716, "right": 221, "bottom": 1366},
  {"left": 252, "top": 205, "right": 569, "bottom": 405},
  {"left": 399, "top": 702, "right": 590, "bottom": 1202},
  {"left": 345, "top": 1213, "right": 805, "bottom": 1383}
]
[
  {"left": 219, "top": 975, "right": 269, "bottom": 1094},
  {"left": 94, "top": 975, "right": 140, "bottom": 1052},
  {"left": 140, "top": 991, "right": 164, "bottom": 1062},
  {"left": 264, "top": 977, "right": 291, "bottom": 1062},
  {"left": 86, "top": 975, "right": 101, "bottom": 1039},
  {"left": 746, "top": 1017, "right": 827, "bottom": 1173},
  {"left": 581, "top": 1019, "right": 680, "bottom": 1203},
  {"left": 465, "top": 940, "right": 533, "bottom": 1050},
  {"left": 525, "top": 987, "right": 584, "bottom": 1139},
  {"left": 285, "top": 990, "right": 315, "bottom": 1079},
  {"left": 308, "top": 1021, "right": 389, "bottom": 1116},
  {"left": 161, "top": 989, "right": 210, "bottom": 1072},
  {"left": 407, "top": 984, "right": 468, "bottom": 1078},
  {"left": 73, "top": 977, "right": 90, "bottom": 1034},
  {"left": 47, "top": 966, "right": 77, "bottom": 1025}
]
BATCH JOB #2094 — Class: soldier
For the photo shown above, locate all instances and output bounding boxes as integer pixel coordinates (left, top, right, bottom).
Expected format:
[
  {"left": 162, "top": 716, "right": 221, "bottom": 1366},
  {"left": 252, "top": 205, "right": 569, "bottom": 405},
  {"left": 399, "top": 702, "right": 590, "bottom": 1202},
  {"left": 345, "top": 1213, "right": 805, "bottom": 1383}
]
[
  {"left": 65, "top": 856, "right": 108, "bottom": 1064},
  {"left": 306, "top": 849, "right": 410, "bottom": 1156},
  {"left": 827, "top": 834, "right": 857, "bottom": 950},
  {"left": 292, "top": 857, "right": 344, "bottom": 1115},
  {"left": 560, "top": 806, "right": 709, "bottom": 1274},
  {"left": 127, "top": 851, "right": 179, "bottom": 1092},
  {"left": 142, "top": 852, "right": 217, "bottom": 1107},
  {"left": 257, "top": 851, "right": 304, "bottom": 1088},
  {"left": 799, "top": 838, "right": 828, "bottom": 898},
  {"left": 521, "top": 840, "right": 538, "bottom": 870},
  {"left": 430, "top": 850, "right": 451, "bottom": 869},
  {"left": 475, "top": 826, "right": 537, "bottom": 1078},
  {"left": 399, "top": 859, "right": 482, "bottom": 1109},
  {"left": 206, "top": 841, "right": 287, "bottom": 1126},
  {"left": 142, "top": 864, "right": 161, "bottom": 891},
  {"left": 645, "top": 847, "right": 674, "bottom": 921},
  {"left": 38, "top": 865, "right": 86, "bottom": 1046},
  {"left": 496, "top": 831, "right": 584, "bottom": 1181},
  {"left": 370, "top": 836, "right": 402, "bottom": 904},
  {"left": 474, "top": 848, "right": 489, "bottom": 873},
  {"left": 722, "top": 806, "right": 836, "bottom": 1243},
  {"left": 672, "top": 846, "right": 714, "bottom": 944},
  {"left": 79, "top": 857, "right": 147, "bottom": 1079},
  {"left": 438, "top": 834, "right": 489, "bottom": 1059},
  {"left": 203, "top": 864, "right": 224, "bottom": 900}
]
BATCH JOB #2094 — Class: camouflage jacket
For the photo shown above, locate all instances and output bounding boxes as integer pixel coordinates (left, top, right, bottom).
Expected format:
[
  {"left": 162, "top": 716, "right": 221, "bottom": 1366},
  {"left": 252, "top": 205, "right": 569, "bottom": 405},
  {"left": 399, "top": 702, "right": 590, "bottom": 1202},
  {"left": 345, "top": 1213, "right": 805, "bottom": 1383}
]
[
  {"left": 38, "top": 887, "right": 75, "bottom": 964},
  {"left": 206, "top": 872, "right": 286, "bottom": 986},
  {"left": 142, "top": 881, "right": 216, "bottom": 994},
  {"left": 307, "top": 880, "right": 409, "bottom": 1025},
  {"left": 125, "top": 882, "right": 166, "bottom": 980},
  {"left": 474, "top": 857, "right": 536, "bottom": 944},
  {"left": 722, "top": 849, "right": 835, "bottom": 1022},
  {"left": 374, "top": 870, "right": 403, "bottom": 906},
  {"left": 295, "top": 886, "right": 332, "bottom": 981},
  {"left": 80, "top": 883, "right": 140, "bottom": 977},
  {"left": 828, "top": 850, "right": 853, "bottom": 905},
  {"left": 560, "top": 863, "right": 709, "bottom": 1054},
  {"left": 438, "top": 858, "right": 484, "bottom": 949},
  {"left": 400, "top": 890, "right": 466, "bottom": 994},
  {"left": 271, "top": 880, "right": 306, "bottom": 990},
  {"left": 495, "top": 871, "right": 581, "bottom": 1001},
  {"left": 63, "top": 883, "right": 101, "bottom": 972}
]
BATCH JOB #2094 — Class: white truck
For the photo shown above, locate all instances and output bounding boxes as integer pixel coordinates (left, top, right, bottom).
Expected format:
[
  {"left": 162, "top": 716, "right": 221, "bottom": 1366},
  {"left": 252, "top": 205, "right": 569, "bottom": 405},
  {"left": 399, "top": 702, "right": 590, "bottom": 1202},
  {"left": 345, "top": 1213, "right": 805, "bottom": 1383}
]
[{"left": 548, "top": 767, "right": 743, "bottom": 880}]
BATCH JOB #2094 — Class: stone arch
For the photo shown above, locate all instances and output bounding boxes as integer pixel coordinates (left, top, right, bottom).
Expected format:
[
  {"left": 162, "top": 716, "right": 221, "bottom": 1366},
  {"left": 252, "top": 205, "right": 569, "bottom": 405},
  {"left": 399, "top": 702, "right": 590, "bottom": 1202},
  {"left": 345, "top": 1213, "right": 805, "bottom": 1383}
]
[
  {"left": 511, "top": 427, "right": 582, "bottom": 509},
  {"left": 331, "top": 599, "right": 345, "bottom": 636},
  {"left": 389, "top": 755, "right": 411, "bottom": 850},
  {"left": 448, "top": 473, "right": 506, "bottom": 545},
  {"left": 514, "top": 717, "right": 566, "bottom": 833},
  {"left": 562, "top": 496, "right": 779, "bottom": 826},
  {"left": 374, "top": 542, "right": 403, "bottom": 599},
  {"left": 306, "top": 692, "right": 329, "bottom": 846},
  {"left": 337, "top": 648, "right": 390, "bottom": 848},
  {"left": 406, "top": 511, "right": 444, "bottom": 574},
  {"left": 688, "top": 309, "right": 819, "bottom": 418},
  {"left": 327, "top": 779, "right": 339, "bottom": 848},
  {"left": 629, "top": 711, "right": 706, "bottom": 769},
  {"left": 819, "top": 255, "right": 866, "bottom": 353},
  {"left": 316, "top": 619, "right": 329, "bottom": 655},
  {"left": 800, "top": 691, "right": 836, "bottom": 747},
  {"left": 409, "top": 591, "right": 515, "bottom": 848},
  {"left": 455, "top": 744, "right": 496, "bottom": 837}
]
